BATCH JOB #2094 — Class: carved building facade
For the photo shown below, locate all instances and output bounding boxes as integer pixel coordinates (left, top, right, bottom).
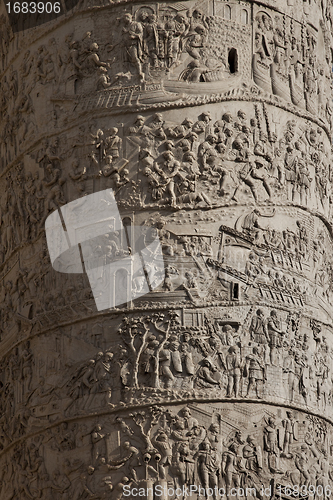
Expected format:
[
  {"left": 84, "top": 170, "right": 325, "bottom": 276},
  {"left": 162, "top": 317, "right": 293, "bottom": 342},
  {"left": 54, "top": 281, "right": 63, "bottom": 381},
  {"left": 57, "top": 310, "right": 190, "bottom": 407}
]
[{"left": 1, "top": 0, "right": 333, "bottom": 498}]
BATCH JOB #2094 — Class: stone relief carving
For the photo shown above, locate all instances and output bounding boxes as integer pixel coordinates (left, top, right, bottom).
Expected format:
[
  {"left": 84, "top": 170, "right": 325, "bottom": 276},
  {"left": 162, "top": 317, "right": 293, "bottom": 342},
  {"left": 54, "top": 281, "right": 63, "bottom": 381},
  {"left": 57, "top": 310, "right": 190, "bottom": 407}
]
[
  {"left": 252, "top": 8, "right": 332, "bottom": 124},
  {"left": 0, "top": 403, "right": 332, "bottom": 500},
  {"left": 1, "top": 0, "right": 333, "bottom": 498}
]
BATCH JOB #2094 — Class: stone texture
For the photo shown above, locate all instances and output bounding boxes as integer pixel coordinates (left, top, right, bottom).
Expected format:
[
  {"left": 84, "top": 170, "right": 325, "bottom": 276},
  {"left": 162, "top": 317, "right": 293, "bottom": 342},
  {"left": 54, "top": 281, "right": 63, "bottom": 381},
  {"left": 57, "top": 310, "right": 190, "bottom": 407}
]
[{"left": 1, "top": 0, "right": 333, "bottom": 498}]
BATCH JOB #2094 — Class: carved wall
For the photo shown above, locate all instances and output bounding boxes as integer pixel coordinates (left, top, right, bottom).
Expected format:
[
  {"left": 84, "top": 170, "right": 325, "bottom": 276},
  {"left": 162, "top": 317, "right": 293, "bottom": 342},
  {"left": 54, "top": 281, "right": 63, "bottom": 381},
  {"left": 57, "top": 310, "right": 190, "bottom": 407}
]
[{"left": 1, "top": 0, "right": 333, "bottom": 497}]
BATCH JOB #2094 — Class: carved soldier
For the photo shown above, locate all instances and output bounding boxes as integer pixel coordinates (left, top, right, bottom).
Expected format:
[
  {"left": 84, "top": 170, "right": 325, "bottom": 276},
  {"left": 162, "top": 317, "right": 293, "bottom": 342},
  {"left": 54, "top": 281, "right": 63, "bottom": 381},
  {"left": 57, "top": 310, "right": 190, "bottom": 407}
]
[
  {"left": 245, "top": 253, "right": 261, "bottom": 283},
  {"left": 197, "top": 441, "right": 220, "bottom": 497},
  {"left": 155, "top": 151, "right": 186, "bottom": 208},
  {"left": 296, "top": 158, "right": 311, "bottom": 205},
  {"left": 281, "top": 411, "right": 298, "bottom": 458},
  {"left": 242, "top": 435, "right": 262, "bottom": 472},
  {"left": 164, "top": 13, "right": 188, "bottom": 69},
  {"left": 225, "top": 346, "right": 242, "bottom": 398},
  {"left": 232, "top": 156, "right": 266, "bottom": 203},
  {"left": 143, "top": 14, "right": 159, "bottom": 68},
  {"left": 110, "top": 441, "right": 140, "bottom": 482},
  {"left": 263, "top": 417, "right": 282, "bottom": 474},
  {"left": 186, "top": 25, "right": 207, "bottom": 60},
  {"left": 267, "top": 310, "right": 284, "bottom": 366},
  {"left": 198, "top": 134, "right": 218, "bottom": 168},
  {"left": 96, "top": 66, "right": 111, "bottom": 90},
  {"left": 105, "top": 128, "right": 122, "bottom": 159},
  {"left": 178, "top": 180, "right": 211, "bottom": 207},
  {"left": 193, "top": 111, "right": 212, "bottom": 136},
  {"left": 284, "top": 145, "right": 297, "bottom": 200},
  {"left": 122, "top": 14, "right": 144, "bottom": 80},
  {"left": 222, "top": 442, "right": 244, "bottom": 499},
  {"left": 249, "top": 309, "right": 269, "bottom": 345},
  {"left": 244, "top": 347, "right": 266, "bottom": 398},
  {"left": 82, "top": 42, "right": 109, "bottom": 76}
]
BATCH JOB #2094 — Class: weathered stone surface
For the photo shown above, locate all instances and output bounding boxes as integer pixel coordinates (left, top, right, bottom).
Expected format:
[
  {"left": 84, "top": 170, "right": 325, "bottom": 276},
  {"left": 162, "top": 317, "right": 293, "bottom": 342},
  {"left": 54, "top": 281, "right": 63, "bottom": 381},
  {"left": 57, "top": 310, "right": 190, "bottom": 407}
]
[{"left": 1, "top": 0, "right": 333, "bottom": 497}]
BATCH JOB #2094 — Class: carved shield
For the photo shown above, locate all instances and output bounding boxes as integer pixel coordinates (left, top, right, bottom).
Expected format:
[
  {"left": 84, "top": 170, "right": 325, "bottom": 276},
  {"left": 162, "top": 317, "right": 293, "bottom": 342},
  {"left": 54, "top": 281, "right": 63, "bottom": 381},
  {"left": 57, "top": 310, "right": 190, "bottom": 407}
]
[
  {"left": 172, "top": 351, "right": 183, "bottom": 372},
  {"left": 256, "top": 445, "right": 263, "bottom": 469},
  {"left": 185, "top": 354, "right": 195, "bottom": 375}
]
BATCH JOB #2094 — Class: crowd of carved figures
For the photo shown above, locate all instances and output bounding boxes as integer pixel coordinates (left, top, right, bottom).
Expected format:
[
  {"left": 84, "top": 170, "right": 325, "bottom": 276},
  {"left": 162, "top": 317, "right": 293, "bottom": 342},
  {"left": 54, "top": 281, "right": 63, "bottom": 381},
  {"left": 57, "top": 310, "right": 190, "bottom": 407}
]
[
  {"left": 0, "top": 102, "right": 328, "bottom": 271},
  {"left": 1, "top": 6, "right": 244, "bottom": 91},
  {"left": 119, "top": 107, "right": 331, "bottom": 214},
  {"left": 1, "top": 0, "right": 333, "bottom": 167},
  {"left": 0, "top": 0, "right": 333, "bottom": 500},
  {"left": 1, "top": 104, "right": 332, "bottom": 272},
  {"left": 2, "top": 1, "right": 333, "bottom": 499},
  {"left": 0, "top": 307, "right": 332, "bottom": 454},
  {"left": 0, "top": 402, "right": 331, "bottom": 499},
  {"left": 253, "top": 10, "right": 333, "bottom": 124},
  {"left": 2, "top": 0, "right": 333, "bottom": 94}
]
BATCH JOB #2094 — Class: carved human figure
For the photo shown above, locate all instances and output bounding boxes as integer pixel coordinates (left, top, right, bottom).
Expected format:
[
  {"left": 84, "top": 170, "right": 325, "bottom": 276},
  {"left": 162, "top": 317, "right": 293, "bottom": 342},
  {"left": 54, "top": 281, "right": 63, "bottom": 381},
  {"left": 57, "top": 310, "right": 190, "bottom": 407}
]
[
  {"left": 181, "top": 407, "right": 198, "bottom": 431},
  {"left": 225, "top": 346, "right": 242, "bottom": 398},
  {"left": 263, "top": 417, "right": 281, "bottom": 474},
  {"left": 196, "top": 358, "right": 221, "bottom": 389},
  {"left": 245, "top": 253, "right": 261, "bottom": 284},
  {"left": 83, "top": 42, "right": 109, "bottom": 76},
  {"left": 96, "top": 66, "right": 111, "bottom": 90},
  {"left": 193, "top": 111, "right": 212, "bottom": 136},
  {"left": 267, "top": 310, "right": 284, "bottom": 366},
  {"left": 155, "top": 150, "right": 186, "bottom": 207},
  {"left": 294, "top": 444, "right": 311, "bottom": 488},
  {"left": 284, "top": 145, "right": 297, "bottom": 200},
  {"left": 173, "top": 441, "right": 195, "bottom": 488},
  {"left": 283, "top": 348, "right": 299, "bottom": 403},
  {"left": 164, "top": 13, "right": 188, "bottom": 69},
  {"left": 159, "top": 344, "right": 175, "bottom": 389},
  {"left": 143, "top": 14, "right": 159, "bottom": 68},
  {"left": 281, "top": 412, "right": 298, "bottom": 458},
  {"left": 197, "top": 441, "right": 220, "bottom": 498},
  {"left": 242, "top": 435, "right": 262, "bottom": 472},
  {"left": 178, "top": 180, "right": 211, "bottom": 207},
  {"left": 153, "top": 430, "right": 172, "bottom": 478},
  {"left": 110, "top": 441, "right": 140, "bottom": 482},
  {"left": 222, "top": 442, "right": 244, "bottom": 499},
  {"left": 244, "top": 347, "right": 266, "bottom": 399},
  {"left": 232, "top": 157, "right": 271, "bottom": 203},
  {"left": 122, "top": 14, "right": 144, "bottom": 80},
  {"left": 104, "top": 128, "right": 122, "bottom": 159},
  {"left": 249, "top": 309, "right": 269, "bottom": 345},
  {"left": 198, "top": 133, "right": 218, "bottom": 168},
  {"left": 91, "top": 424, "right": 108, "bottom": 466},
  {"left": 180, "top": 342, "right": 195, "bottom": 377},
  {"left": 296, "top": 158, "right": 311, "bottom": 206}
]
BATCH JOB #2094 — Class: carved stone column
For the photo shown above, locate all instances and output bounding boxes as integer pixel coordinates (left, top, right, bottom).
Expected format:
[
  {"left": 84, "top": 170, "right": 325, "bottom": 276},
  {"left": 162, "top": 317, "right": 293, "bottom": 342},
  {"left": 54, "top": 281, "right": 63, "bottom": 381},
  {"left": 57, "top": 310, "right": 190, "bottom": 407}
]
[{"left": 1, "top": 0, "right": 333, "bottom": 498}]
